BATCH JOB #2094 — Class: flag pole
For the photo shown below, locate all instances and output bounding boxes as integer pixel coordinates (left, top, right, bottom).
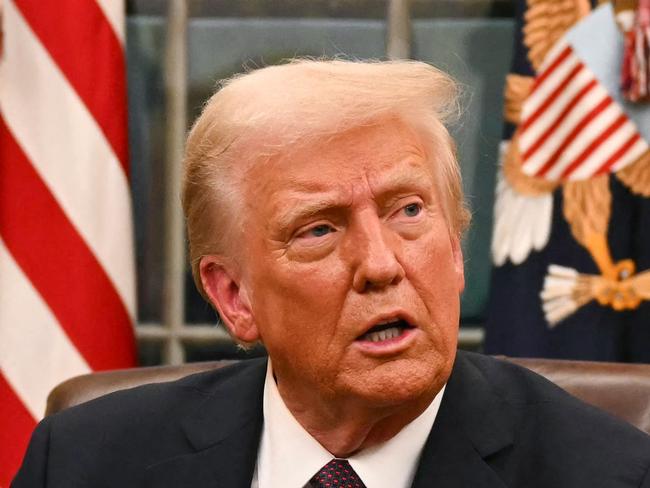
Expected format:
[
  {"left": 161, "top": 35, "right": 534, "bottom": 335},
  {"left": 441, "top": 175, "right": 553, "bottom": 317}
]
[
  {"left": 386, "top": 0, "right": 412, "bottom": 59},
  {"left": 162, "top": 0, "right": 188, "bottom": 365}
]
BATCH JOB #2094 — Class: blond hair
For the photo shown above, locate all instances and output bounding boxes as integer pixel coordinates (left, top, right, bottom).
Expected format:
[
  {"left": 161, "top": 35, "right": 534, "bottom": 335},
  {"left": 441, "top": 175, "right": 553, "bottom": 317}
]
[{"left": 183, "top": 59, "right": 471, "bottom": 298}]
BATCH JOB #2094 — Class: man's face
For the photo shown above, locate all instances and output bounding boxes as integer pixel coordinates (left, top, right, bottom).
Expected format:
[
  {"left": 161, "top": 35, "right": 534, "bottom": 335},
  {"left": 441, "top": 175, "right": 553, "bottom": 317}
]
[{"left": 235, "top": 118, "right": 464, "bottom": 408}]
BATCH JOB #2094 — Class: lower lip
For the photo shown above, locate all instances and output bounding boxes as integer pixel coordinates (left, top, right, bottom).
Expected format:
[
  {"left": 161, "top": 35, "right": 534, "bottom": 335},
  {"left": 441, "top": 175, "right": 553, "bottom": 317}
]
[{"left": 353, "top": 328, "right": 418, "bottom": 356}]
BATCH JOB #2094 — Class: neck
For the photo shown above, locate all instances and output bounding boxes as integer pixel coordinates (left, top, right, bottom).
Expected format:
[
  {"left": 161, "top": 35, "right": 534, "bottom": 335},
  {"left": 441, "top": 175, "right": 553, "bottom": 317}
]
[{"left": 276, "top": 379, "right": 437, "bottom": 457}]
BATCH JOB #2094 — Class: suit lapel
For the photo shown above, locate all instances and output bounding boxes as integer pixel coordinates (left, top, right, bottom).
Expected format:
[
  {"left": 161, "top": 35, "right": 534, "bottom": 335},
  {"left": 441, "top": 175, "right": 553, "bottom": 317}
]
[
  {"left": 142, "top": 359, "right": 267, "bottom": 488},
  {"left": 140, "top": 352, "right": 514, "bottom": 487},
  {"left": 412, "top": 352, "right": 513, "bottom": 488}
]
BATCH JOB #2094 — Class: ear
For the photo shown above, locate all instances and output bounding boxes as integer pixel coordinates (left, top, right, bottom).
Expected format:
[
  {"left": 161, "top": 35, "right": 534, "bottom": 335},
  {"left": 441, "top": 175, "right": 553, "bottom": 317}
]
[
  {"left": 451, "top": 235, "right": 465, "bottom": 293},
  {"left": 199, "top": 255, "right": 260, "bottom": 343}
]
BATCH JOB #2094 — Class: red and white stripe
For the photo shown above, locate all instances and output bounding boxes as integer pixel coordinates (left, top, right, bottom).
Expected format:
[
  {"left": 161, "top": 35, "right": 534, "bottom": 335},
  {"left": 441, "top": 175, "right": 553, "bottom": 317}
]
[
  {"left": 519, "top": 39, "right": 649, "bottom": 181},
  {"left": 0, "top": 1, "right": 136, "bottom": 484}
]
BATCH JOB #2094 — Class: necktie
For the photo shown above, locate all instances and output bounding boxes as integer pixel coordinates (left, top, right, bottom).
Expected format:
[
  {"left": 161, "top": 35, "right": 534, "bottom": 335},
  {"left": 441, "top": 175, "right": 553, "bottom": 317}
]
[{"left": 310, "top": 458, "right": 367, "bottom": 488}]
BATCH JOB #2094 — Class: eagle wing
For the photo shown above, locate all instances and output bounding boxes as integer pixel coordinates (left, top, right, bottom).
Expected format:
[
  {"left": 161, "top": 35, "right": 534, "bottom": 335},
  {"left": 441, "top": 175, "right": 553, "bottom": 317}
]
[
  {"left": 562, "top": 175, "right": 611, "bottom": 253},
  {"left": 524, "top": 0, "right": 591, "bottom": 71},
  {"left": 616, "top": 150, "right": 650, "bottom": 197}
]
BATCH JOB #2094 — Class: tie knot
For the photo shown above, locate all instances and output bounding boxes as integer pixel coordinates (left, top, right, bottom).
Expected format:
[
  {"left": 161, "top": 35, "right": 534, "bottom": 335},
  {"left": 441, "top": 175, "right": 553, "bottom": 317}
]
[{"left": 310, "top": 459, "right": 366, "bottom": 488}]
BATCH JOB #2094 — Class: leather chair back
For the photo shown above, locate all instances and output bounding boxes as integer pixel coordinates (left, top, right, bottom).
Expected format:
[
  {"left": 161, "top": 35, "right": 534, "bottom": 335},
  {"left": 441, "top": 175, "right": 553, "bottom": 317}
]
[
  {"left": 506, "top": 357, "right": 650, "bottom": 435},
  {"left": 46, "top": 360, "right": 232, "bottom": 416},
  {"left": 46, "top": 356, "right": 650, "bottom": 435}
]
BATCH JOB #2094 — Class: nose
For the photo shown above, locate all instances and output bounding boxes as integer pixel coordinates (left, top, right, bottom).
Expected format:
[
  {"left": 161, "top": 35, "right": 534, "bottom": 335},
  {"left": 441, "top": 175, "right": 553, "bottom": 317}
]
[{"left": 349, "top": 214, "right": 405, "bottom": 293}]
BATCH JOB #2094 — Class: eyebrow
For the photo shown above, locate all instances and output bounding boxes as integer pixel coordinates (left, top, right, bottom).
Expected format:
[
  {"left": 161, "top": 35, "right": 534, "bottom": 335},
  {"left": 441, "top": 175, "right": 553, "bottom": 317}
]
[
  {"left": 273, "top": 193, "right": 348, "bottom": 233},
  {"left": 271, "top": 166, "right": 436, "bottom": 232},
  {"left": 373, "top": 171, "right": 435, "bottom": 202}
]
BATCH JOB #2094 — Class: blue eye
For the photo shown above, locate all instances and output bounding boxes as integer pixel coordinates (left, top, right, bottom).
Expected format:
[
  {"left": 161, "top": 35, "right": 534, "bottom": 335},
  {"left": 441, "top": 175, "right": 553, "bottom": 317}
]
[
  {"left": 404, "top": 203, "right": 421, "bottom": 217},
  {"left": 310, "top": 224, "right": 332, "bottom": 237}
]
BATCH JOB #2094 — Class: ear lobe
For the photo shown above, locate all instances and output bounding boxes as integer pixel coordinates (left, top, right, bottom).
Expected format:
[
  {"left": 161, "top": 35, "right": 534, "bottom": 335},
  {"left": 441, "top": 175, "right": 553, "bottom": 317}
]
[
  {"left": 451, "top": 236, "right": 465, "bottom": 293},
  {"left": 199, "top": 256, "right": 260, "bottom": 343}
]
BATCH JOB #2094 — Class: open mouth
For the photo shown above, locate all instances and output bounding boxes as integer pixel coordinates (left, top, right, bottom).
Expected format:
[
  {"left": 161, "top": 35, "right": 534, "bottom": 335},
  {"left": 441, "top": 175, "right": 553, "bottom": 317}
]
[{"left": 357, "top": 318, "right": 415, "bottom": 343}]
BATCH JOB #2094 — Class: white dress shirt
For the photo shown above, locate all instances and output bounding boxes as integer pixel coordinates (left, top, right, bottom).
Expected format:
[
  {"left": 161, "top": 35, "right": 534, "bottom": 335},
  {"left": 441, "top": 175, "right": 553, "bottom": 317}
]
[{"left": 251, "top": 360, "right": 445, "bottom": 488}]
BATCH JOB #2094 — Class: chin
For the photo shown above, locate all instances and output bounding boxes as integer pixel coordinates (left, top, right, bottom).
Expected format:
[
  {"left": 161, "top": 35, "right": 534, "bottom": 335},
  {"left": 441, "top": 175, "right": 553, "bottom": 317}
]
[{"left": 344, "top": 359, "right": 449, "bottom": 408}]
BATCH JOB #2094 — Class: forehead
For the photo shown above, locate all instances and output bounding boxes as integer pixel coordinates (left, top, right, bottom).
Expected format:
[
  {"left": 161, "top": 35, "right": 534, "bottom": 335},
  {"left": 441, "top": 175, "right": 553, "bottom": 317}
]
[{"left": 242, "top": 119, "right": 437, "bottom": 202}]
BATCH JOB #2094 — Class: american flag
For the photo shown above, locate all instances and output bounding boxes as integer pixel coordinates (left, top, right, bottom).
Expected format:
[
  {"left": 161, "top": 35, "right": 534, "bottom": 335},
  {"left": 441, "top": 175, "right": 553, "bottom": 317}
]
[
  {"left": 518, "top": 38, "right": 649, "bottom": 182},
  {"left": 0, "top": 0, "right": 136, "bottom": 484}
]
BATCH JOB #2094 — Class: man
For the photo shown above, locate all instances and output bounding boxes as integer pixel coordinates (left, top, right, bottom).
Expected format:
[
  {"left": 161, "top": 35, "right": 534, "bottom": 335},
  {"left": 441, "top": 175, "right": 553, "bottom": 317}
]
[{"left": 13, "top": 60, "right": 650, "bottom": 487}]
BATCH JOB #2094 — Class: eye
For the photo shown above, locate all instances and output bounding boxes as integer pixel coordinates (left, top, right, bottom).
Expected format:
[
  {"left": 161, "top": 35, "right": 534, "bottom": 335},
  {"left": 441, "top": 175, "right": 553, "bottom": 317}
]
[
  {"left": 296, "top": 223, "right": 336, "bottom": 240},
  {"left": 309, "top": 224, "right": 333, "bottom": 237},
  {"left": 403, "top": 203, "right": 422, "bottom": 217}
]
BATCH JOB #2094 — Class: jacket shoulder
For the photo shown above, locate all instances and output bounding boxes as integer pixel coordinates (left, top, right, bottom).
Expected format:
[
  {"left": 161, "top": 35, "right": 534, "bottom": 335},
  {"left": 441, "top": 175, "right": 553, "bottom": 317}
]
[
  {"left": 52, "top": 357, "right": 266, "bottom": 426},
  {"left": 455, "top": 351, "right": 650, "bottom": 487},
  {"left": 12, "top": 358, "right": 267, "bottom": 487}
]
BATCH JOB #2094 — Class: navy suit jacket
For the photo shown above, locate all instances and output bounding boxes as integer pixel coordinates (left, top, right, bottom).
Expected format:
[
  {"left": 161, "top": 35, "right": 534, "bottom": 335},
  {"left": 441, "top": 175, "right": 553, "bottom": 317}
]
[{"left": 12, "top": 351, "right": 650, "bottom": 487}]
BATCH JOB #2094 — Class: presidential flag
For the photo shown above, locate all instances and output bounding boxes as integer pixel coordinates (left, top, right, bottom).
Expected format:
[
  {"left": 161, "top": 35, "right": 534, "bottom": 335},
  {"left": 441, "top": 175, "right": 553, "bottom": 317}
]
[{"left": 485, "top": 0, "right": 650, "bottom": 361}]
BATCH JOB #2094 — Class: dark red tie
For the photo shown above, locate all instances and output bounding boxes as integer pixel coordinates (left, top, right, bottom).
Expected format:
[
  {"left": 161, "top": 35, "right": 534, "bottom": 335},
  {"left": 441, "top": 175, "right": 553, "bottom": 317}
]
[{"left": 310, "top": 459, "right": 367, "bottom": 488}]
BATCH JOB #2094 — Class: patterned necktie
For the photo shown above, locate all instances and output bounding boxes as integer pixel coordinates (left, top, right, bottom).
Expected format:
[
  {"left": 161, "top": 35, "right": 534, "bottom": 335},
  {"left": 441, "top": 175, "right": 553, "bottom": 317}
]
[{"left": 310, "top": 458, "right": 367, "bottom": 488}]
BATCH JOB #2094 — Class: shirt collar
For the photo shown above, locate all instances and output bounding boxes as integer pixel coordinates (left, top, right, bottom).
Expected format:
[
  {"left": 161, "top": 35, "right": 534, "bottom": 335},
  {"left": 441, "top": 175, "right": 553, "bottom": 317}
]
[{"left": 256, "top": 359, "right": 445, "bottom": 488}]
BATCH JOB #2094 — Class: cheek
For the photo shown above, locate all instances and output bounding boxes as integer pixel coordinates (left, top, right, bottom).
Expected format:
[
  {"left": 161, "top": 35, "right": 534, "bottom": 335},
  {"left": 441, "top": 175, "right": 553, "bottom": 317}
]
[
  {"left": 251, "top": 258, "right": 349, "bottom": 337},
  {"left": 277, "top": 251, "right": 349, "bottom": 298},
  {"left": 404, "top": 232, "right": 461, "bottom": 310}
]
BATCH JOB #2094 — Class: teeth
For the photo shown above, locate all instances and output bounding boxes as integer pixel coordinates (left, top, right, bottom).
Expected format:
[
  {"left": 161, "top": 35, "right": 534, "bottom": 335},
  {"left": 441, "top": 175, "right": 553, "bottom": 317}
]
[{"left": 364, "top": 327, "right": 401, "bottom": 342}]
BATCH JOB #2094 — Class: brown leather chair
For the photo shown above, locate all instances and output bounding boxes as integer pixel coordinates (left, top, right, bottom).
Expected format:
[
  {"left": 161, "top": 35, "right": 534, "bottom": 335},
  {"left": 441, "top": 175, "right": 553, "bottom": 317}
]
[
  {"left": 45, "top": 360, "right": 234, "bottom": 416},
  {"left": 45, "top": 356, "right": 650, "bottom": 435}
]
